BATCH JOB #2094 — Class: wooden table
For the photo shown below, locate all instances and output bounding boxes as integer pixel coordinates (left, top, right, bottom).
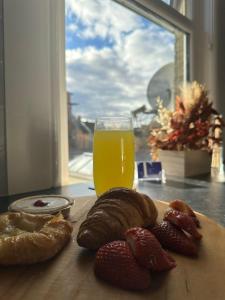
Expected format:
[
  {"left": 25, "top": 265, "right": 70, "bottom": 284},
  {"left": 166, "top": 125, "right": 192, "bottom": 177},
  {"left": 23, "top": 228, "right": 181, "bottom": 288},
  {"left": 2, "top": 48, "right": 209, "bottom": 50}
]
[{"left": 0, "top": 196, "right": 225, "bottom": 300}]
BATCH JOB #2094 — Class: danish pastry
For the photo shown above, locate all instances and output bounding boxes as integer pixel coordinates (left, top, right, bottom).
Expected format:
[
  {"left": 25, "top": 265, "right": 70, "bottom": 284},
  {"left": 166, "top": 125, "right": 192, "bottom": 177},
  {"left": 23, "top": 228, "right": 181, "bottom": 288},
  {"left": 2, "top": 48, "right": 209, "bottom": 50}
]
[
  {"left": 77, "top": 187, "right": 158, "bottom": 250},
  {"left": 0, "top": 212, "right": 73, "bottom": 265}
]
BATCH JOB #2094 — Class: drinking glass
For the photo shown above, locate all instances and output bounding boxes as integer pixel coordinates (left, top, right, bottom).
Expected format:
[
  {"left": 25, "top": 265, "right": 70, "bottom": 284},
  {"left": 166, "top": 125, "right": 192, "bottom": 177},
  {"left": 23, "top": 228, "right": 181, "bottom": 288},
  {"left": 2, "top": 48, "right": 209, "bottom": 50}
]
[{"left": 93, "top": 116, "right": 135, "bottom": 196}]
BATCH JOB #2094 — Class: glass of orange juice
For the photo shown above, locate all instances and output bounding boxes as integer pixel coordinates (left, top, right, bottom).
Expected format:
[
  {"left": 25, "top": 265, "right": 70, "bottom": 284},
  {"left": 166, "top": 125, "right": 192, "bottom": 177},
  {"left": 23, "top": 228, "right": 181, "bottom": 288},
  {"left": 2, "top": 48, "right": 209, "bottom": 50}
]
[{"left": 93, "top": 116, "right": 135, "bottom": 196}]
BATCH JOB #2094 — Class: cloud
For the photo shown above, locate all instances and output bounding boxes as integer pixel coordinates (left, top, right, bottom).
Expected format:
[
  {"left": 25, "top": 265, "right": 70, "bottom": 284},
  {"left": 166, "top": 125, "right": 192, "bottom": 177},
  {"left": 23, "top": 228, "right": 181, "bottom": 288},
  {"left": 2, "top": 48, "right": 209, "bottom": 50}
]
[
  {"left": 65, "top": 0, "right": 175, "bottom": 119},
  {"left": 66, "top": 23, "right": 78, "bottom": 33}
]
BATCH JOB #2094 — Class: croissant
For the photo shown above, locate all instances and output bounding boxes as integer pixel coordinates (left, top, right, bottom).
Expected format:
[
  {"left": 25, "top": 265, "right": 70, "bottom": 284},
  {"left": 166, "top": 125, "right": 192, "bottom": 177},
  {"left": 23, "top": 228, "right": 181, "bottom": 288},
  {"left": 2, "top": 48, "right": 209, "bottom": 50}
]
[
  {"left": 77, "top": 188, "right": 158, "bottom": 250},
  {"left": 0, "top": 212, "right": 73, "bottom": 265}
]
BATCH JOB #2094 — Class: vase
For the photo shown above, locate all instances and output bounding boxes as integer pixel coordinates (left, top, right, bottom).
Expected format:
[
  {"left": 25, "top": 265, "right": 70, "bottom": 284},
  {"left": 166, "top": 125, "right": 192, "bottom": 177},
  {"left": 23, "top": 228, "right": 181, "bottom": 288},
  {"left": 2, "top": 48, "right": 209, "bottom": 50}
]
[{"left": 158, "top": 150, "right": 211, "bottom": 177}]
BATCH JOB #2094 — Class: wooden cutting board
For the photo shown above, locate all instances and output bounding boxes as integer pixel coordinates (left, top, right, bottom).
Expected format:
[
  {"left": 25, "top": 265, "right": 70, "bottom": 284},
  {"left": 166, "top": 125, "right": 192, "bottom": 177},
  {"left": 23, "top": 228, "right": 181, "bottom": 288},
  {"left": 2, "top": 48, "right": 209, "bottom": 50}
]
[{"left": 0, "top": 196, "right": 225, "bottom": 300}]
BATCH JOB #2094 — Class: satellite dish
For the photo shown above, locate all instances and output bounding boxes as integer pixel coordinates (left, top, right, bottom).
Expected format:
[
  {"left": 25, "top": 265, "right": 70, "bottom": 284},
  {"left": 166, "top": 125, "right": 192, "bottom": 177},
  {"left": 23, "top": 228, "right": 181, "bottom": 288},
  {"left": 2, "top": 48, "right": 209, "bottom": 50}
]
[{"left": 147, "top": 63, "right": 174, "bottom": 110}]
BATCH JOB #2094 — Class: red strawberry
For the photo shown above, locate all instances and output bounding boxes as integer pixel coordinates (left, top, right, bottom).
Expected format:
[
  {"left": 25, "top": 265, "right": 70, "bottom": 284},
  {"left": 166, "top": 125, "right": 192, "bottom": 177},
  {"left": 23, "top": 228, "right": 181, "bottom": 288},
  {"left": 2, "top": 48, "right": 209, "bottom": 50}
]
[
  {"left": 94, "top": 240, "right": 151, "bottom": 290},
  {"left": 125, "top": 227, "right": 176, "bottom": 272},
  {"left": 150, "top": 221, "right": 198, "bottom": 256},
  {"left": 169, "top": 199, "right": 200, "bottom": 227},
  {"left": 164, "top": 209, "right": 202, "bottom": 240}
]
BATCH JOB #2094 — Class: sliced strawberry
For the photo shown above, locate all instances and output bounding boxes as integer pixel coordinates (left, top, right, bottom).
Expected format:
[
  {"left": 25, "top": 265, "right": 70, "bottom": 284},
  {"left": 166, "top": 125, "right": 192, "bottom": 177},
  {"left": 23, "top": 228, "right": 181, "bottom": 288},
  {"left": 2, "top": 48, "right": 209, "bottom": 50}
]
[
  {"left": 169, "top": 199, "right": 200, "bottom": 227},
  {"left": 150, "top": 221, "right": 198, "bottom": 256},
  {"left": 125, "top": 227, "right": 176, "bottom": 272},
  {"left": 94, "top": 240, "right": 151, "bottom": 290},
  {"left": 164, "top": 209, "right": 202, "bottom": 240}
]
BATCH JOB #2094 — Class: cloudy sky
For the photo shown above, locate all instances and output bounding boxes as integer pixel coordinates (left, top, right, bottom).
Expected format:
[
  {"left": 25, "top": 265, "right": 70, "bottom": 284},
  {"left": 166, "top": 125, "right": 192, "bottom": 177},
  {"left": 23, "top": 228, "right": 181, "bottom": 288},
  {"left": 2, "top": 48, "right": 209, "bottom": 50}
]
[{"left": 65, "top": 0, "right": 175, "bottom": 121}]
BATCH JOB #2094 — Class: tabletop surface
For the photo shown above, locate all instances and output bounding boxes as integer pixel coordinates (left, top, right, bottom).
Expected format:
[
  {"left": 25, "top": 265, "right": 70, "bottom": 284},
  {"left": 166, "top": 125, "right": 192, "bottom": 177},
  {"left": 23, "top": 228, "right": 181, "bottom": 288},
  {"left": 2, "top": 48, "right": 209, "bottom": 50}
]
[
  {"left": 0, "top": 196, "right": 225, "bottom": 300},
  {"left": 1, "top": 174, "right": 225, "bottom": 227}
]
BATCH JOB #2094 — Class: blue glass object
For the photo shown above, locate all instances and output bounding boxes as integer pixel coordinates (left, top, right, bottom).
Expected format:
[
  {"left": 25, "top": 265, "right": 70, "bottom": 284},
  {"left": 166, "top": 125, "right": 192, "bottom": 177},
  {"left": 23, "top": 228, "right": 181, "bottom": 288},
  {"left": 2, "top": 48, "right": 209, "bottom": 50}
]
[{"left": 137, "top": 161, "right": 164, "bottom": 182}]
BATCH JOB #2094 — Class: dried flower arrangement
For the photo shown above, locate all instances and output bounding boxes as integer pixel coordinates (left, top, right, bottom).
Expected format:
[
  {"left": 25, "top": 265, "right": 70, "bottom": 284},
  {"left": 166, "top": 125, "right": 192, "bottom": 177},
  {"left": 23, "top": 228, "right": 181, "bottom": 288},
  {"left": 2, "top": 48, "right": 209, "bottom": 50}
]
[{"left": 148, "top": 82, "right": 224, "bottom": 158}]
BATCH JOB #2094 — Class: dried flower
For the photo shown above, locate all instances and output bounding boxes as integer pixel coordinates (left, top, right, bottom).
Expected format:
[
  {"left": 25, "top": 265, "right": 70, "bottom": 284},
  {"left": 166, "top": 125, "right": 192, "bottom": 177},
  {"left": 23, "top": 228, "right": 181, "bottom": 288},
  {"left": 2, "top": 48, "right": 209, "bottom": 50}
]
[{"left": 148, "top": 82, "right": 224, "bottom": 156}]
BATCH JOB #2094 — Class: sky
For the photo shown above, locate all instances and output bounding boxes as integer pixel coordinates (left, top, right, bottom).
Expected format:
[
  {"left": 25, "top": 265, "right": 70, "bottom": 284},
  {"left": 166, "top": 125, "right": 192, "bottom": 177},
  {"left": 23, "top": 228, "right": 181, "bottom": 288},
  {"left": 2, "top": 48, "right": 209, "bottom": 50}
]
[
  {"left": 162, "top": 0, "right": 171, "bottom": 4},
  {"left": 65, "top": 0, "right": 175, "bottom": 121}
]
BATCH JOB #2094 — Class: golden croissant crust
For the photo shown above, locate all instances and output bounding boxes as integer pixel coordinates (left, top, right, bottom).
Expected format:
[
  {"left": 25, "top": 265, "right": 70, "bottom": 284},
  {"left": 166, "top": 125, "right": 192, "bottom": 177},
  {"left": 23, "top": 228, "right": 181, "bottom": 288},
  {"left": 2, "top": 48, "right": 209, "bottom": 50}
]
[
  {"left": 0, "top": 212, "right": 73, "bottom": 265},
  {"left": 77, "top": 188, "right": 158, "bottom": 250}
]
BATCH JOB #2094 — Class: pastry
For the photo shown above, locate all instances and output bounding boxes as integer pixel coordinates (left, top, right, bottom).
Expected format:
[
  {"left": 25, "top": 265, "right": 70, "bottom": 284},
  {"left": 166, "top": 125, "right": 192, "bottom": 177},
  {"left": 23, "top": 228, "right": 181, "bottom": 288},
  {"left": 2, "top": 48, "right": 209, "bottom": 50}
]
[
  {"left": 0, "top": 212, "right": 73, "bottom": 265},
  {"left": 77, "top": 188, "right": 158, "bottom": 250}
]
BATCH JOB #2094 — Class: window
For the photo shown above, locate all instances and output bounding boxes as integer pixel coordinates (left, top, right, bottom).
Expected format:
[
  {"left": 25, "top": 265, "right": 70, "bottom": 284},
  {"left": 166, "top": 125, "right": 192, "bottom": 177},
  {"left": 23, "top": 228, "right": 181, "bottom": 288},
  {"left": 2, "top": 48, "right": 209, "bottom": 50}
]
[
  {"left": 65, "top": 0, "right": 190, "bottom": 183},
  {"left": 2, "top": 1, "right": 219, "bottom": 194},
  {"left": 161, "top": 0, "right": 191, "bottom": 18}
]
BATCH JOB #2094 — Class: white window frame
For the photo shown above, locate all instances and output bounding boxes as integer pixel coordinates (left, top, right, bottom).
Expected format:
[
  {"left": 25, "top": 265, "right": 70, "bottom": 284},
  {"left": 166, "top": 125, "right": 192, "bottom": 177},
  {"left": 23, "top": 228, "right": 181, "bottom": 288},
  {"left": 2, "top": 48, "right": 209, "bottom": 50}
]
[
  {"left": 49, "top": 0, "right": 69, "bottom": 187},
  {"left": 3, "top": 0, "right": 217, "bottom": 194},
  {"left": 114, "top": 0, "right": 194, "bottom": 80}
]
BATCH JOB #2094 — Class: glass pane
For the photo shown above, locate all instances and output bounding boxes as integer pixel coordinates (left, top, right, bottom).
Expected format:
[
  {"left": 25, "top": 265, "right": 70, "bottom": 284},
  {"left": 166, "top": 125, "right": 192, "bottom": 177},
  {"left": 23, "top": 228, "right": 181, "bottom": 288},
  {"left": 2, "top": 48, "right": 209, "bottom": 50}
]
[
  {"left": 69, "top": 153, "right": 93, "bottom": 179},
  {"left": 161, "top": 0, "right": 191, "bottom": 18},
  {"left": 65, "top": 0, "right": 189, "bottom": 183}
]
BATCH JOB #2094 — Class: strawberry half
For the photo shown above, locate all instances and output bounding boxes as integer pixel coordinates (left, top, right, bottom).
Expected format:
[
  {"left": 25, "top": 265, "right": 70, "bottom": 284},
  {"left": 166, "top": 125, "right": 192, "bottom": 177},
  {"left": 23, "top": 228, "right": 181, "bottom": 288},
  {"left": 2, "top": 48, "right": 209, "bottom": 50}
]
[
  {"left": 125, "top": 227, "right": 176, "bottom": 272},
  {"left": 169, "top": 199, "right": 200, "bottom": 227},
  {"left": 150, "top": 221, "right": 198, "bottom": 256},
  {"left": 94, "top": 240, "right": 151, "bottom": 290},
  {"left": 164, "top": 209, "right": 202, "bottom": 240}
]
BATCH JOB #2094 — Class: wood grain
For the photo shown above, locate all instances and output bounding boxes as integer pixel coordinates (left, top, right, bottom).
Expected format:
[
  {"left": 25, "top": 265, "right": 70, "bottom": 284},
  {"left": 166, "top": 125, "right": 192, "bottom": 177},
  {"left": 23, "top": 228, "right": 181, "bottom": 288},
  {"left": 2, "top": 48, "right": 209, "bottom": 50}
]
[{"left": 0, "top": 196, "right": 225, "bottom": 300}]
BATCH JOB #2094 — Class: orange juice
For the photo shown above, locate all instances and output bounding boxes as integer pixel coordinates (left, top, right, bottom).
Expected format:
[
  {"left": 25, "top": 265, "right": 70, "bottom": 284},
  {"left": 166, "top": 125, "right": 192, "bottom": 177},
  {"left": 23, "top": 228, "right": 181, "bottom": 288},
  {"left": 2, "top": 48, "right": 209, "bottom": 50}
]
[{"left": 93, "top": 130, "right": 135, "bottom": 196}]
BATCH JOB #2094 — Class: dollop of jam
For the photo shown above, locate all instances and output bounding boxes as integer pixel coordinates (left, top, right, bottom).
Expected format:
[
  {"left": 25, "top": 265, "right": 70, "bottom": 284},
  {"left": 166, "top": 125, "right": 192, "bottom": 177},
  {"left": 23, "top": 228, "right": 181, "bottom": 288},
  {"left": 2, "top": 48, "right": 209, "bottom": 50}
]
[{"left": 33, "top": 199, "right": 49, "bottom": 207}]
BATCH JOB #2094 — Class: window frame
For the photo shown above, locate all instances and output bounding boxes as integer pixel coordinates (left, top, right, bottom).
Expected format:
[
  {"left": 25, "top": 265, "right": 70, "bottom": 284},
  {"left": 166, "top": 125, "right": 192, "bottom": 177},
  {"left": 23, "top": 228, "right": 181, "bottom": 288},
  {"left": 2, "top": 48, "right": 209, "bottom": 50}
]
[
  {"left": 115, "top": 0, "right": 193, "bottom": 33},
  {"left": 49, "top": 0, "right": 69, "bottom": 187},
  {"left": 55, "top": 0, "right": 193, "bottom": 185},
  {"left": 114, "top": 0, "right": 194, "bottom": 79}
]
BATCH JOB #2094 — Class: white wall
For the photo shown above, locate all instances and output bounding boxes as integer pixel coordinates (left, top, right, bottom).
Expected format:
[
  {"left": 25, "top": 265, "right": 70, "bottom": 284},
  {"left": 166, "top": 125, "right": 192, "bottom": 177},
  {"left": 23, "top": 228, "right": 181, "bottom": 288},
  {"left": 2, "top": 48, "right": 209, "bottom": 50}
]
[
  {"left": 0, "top": 0, "right": 7, "bottom": 196},
  {"left": 214, "top": 0, "right": 225, "bottom": 157},
  {"left": 192, "top": 0, "right": 225, "bottom": 155},
  {"left": 4, "top": 0, "right": 54, "bottom": 194},
  {"left": 214, "top": 1, "right": 225, "bottom": 113},
  {"left": 191, "top": 0, "right": 216, "bottom": 101}
]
